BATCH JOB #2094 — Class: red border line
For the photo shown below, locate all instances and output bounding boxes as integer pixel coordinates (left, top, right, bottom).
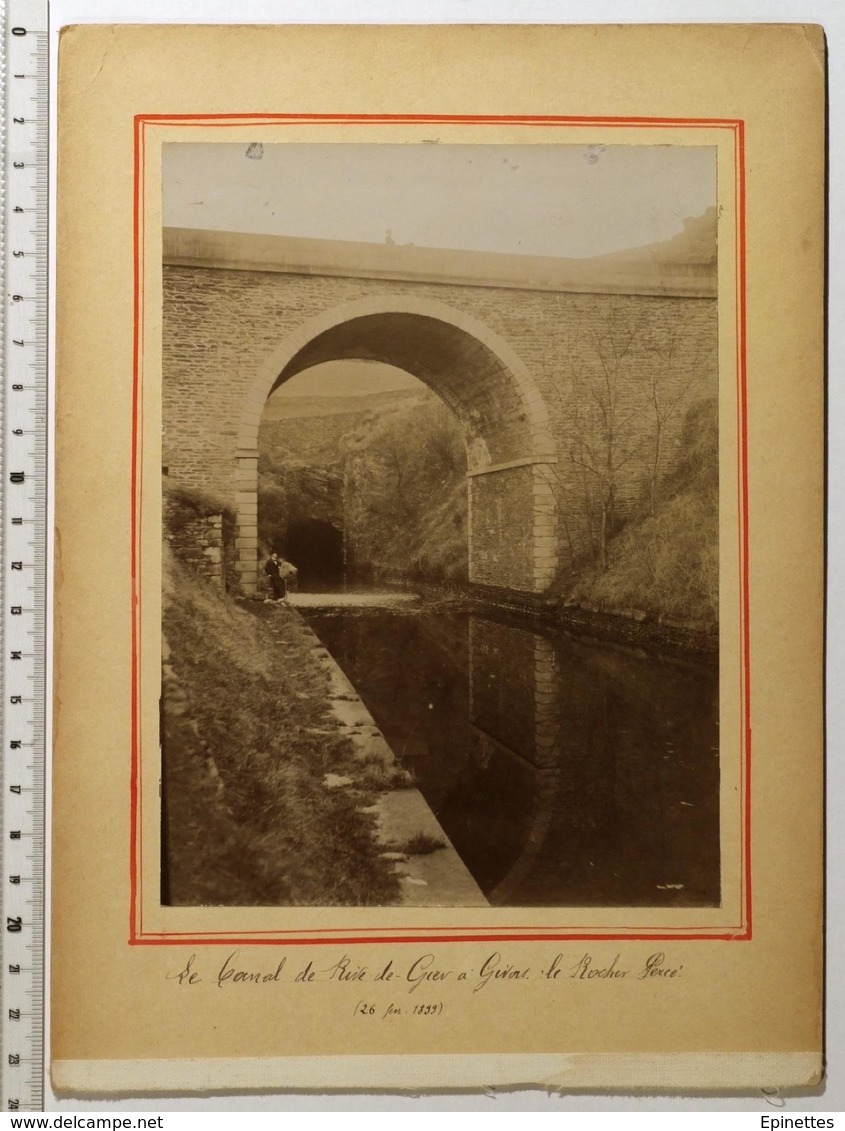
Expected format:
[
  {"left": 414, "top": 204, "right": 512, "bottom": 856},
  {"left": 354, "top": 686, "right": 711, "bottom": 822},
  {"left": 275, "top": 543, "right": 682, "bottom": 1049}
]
[
  {"left": 138, "top": 112, "right": 744, "bottom": 127},
  {"left": 130, "top": 927, "right": 746, "bottom": 945},
  {"left": 135, "top": 919, "right": 735, "bottom": 936},
  {"left": 137, "top": 118, "right": 147, "bottom": 938},
  {"left": 129, "top": 114, "right": 142, "bottom": 942},
  {"left": 133, "top": 113, "right": 750, "bottom": 946},
  {"left": 736, "top": 120, "right": 752, "bottom": 940}
]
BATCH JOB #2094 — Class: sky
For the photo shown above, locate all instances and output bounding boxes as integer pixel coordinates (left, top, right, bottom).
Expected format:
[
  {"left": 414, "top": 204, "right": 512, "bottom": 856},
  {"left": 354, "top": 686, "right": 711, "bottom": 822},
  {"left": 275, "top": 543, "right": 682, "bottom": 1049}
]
[{"left": 163, "top": 142, "right": 716, "bottom": 260}]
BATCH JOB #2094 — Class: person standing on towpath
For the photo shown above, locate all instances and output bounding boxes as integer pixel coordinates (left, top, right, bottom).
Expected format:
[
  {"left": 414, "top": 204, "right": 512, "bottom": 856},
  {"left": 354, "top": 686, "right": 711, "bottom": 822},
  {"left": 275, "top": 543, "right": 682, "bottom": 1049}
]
[{"left": 263, "top": 552, "right": 288, "bottom": 603}]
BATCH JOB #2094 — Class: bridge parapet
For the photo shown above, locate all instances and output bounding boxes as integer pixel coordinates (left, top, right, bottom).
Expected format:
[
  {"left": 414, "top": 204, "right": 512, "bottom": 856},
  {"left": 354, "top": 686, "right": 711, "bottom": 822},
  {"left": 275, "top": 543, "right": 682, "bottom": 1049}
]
[{"left": 163, "top": 226, "right": 716, "bottom": 299}]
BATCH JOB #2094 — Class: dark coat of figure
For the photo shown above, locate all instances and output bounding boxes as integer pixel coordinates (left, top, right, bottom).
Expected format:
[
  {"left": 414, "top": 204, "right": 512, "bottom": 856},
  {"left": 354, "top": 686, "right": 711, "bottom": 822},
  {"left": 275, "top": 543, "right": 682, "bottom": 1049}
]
[{"left": 264, "top": 552, "right": 287, "bottom": 601}]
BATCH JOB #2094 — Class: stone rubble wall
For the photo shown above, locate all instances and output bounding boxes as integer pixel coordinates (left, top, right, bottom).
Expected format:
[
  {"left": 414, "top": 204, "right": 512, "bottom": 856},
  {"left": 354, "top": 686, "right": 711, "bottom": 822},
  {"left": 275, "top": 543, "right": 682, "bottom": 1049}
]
[{"left": 163, "top": 504, "right": 234, "bottom": 590}]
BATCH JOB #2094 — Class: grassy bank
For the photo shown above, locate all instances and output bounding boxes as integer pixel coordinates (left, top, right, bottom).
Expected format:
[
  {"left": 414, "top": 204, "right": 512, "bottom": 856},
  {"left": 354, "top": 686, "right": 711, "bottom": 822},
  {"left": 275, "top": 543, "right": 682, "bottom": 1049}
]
[
  {"left": 162, "top": 550, "right": 401, "bottom": 906},
  {"left": 564, "top": 398, "right": 718, "bottom": 631}
]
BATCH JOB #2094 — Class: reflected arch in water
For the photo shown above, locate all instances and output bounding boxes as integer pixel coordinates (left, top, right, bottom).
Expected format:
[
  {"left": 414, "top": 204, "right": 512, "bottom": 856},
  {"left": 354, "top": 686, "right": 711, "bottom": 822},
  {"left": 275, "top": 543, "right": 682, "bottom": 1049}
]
[
  {"left": 467, "top": 618, "right": 564, "bottom": 903},
  {"left": 464, "top": 616, "right": 720, "bottom": 906},
  {"left": 303, "top": 607, "right": 720, "bottom": 908}
]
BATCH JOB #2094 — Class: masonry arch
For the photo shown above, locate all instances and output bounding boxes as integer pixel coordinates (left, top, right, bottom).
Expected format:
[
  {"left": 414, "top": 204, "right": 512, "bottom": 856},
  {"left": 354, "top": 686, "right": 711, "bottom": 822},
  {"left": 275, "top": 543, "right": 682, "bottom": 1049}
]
[{"left": 234, "top": 296, "right": 558, "bottom": 595}]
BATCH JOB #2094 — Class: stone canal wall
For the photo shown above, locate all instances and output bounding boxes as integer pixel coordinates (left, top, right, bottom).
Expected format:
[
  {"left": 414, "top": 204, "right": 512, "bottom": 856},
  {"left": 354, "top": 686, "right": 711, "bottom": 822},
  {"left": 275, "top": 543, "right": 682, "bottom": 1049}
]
[{"left": 298, "top": 614, "right": 487, "bottom": 907}]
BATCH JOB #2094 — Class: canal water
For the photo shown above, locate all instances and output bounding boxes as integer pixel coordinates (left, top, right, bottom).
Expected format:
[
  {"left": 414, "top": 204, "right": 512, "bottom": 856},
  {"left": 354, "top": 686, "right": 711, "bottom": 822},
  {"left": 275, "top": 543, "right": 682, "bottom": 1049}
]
[{"left": 303, "top": 605, "right": 720, "bottom": 908}]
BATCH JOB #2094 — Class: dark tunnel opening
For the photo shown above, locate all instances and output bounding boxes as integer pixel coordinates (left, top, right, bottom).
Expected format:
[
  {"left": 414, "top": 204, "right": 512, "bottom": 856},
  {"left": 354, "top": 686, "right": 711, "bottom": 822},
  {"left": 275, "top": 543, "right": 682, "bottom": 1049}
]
[{"left": 285, "top": 519, "right": 345, "bottom": 591}]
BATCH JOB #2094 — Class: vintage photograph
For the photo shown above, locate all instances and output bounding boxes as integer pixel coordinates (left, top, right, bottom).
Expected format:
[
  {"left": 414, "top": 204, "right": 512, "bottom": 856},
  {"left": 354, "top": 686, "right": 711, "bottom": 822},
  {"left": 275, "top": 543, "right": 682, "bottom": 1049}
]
[
  {"left": 52, "top": 22, "right": 825, "bottom": 1093},
  {"left": 159, "top": 141, "right": 720, "bottom": 910}
]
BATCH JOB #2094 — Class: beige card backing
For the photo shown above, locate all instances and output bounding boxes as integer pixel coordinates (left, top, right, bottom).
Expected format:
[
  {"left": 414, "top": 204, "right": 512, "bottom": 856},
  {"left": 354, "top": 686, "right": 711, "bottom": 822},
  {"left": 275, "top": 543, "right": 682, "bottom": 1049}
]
[{"left": 52, "top": 24, "right": 825, "bottom": 1092}]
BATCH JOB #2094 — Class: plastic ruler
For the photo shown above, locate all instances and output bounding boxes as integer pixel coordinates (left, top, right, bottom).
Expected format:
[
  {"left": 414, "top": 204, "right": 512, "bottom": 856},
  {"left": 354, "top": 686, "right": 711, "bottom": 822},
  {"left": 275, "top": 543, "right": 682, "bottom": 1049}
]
[{"left": 0, "top": 0, "right": 49, "bottom": 1112}]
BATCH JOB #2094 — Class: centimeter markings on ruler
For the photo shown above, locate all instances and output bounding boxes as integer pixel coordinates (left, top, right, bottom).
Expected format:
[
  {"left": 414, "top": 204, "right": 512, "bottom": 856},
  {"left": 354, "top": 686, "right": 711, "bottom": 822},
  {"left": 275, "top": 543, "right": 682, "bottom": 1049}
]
[{"left": 1, "top": 0, "right": 49, "bottom": 1113}]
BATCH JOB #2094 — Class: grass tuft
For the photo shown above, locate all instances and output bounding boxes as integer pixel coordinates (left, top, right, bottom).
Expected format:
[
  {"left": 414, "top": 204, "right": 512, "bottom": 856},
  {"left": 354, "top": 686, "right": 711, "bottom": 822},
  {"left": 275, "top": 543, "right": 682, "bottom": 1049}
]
[
  {"left": 395, "top": 832, "right": 448, "bottom": 856},
  {"left": 355, "top": 757, "right": 414, "bottom": 793}
]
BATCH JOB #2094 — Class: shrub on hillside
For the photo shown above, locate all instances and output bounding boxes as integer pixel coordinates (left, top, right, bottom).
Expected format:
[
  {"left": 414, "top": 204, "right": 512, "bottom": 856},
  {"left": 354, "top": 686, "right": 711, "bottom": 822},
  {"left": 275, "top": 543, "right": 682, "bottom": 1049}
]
[{"left": 567, "top": 397, "right": 718, "bottom": 628}]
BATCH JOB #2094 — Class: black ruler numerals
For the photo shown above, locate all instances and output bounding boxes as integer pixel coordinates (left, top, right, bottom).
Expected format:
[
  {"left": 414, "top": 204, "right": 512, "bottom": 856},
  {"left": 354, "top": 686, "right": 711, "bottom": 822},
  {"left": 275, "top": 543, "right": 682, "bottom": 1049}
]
[{"left": 4, "top": 12, "right": 49, "bottom": 1114}]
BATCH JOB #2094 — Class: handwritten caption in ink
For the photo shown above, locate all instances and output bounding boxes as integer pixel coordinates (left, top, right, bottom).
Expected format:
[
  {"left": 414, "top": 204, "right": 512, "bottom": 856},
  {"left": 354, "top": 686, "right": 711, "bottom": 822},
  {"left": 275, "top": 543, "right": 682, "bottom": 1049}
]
[{"left": 166, "top": 948, "right": 684, "bottom": 1020}]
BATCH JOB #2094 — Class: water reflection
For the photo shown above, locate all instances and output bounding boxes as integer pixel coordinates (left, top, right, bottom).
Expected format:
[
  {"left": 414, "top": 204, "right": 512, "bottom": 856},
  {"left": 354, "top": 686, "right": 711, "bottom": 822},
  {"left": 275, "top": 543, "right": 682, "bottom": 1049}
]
[{"left": 305, "top": 608, "right": 720, "bottom": 907}]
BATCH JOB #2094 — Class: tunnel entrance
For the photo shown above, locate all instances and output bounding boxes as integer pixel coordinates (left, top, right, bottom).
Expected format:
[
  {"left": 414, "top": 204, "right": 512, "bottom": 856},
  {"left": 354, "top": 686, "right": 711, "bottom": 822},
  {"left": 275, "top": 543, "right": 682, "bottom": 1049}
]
[{"left": 285, "top": 519, "right": 344, "bottom": 591}]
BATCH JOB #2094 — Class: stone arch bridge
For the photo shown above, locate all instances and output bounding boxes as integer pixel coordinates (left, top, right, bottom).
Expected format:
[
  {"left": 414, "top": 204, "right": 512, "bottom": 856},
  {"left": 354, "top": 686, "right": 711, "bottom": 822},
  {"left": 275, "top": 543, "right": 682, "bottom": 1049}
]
[{"left": 162, "top": 226, "right": 717, "bottom": 596}]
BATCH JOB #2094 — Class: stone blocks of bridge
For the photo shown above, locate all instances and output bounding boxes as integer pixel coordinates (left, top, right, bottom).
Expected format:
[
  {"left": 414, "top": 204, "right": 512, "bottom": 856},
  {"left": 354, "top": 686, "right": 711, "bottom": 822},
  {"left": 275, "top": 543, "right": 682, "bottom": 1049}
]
[
  {"left": 466, "top": 460, "right": 558, "bottom": 593},
  {"left": 531, "top": 465, "right": 559, "bottom": 591},
  {"left": 162, "top": 247, "right": 716, "bottom": 602},
  {"left": 234, "top": 449, "right": 260, "bottom": 591}
]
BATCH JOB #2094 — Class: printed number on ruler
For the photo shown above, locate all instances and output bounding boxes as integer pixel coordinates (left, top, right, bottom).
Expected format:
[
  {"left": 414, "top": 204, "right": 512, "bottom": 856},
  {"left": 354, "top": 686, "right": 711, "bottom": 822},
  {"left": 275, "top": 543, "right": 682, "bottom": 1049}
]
[{"left": 2, "top": 0, "right": 49, "bottom": 1113}]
